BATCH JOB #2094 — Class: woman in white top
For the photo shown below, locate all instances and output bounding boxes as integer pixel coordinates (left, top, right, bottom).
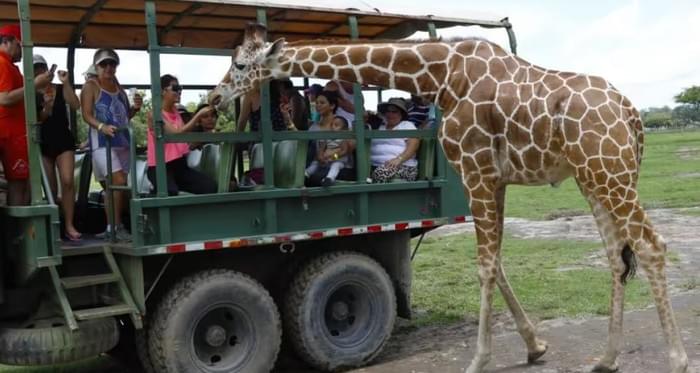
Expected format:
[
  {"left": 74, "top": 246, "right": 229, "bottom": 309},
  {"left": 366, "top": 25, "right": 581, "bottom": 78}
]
[{"left": 370, "top": 97, "right": 420, "bottom": 183}]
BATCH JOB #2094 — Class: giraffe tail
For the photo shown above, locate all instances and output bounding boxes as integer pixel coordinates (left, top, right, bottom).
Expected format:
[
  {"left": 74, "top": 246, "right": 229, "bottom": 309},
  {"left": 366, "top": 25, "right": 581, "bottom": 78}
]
[{"left": 621, "top": 244, "right": 637, "bottom": 284}]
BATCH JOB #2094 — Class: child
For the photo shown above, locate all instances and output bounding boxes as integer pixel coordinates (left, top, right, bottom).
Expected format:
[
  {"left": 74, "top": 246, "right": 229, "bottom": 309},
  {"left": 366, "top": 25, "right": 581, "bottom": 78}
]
[{"left": 305, "top": 116, "right": 350, "bottom": 186}]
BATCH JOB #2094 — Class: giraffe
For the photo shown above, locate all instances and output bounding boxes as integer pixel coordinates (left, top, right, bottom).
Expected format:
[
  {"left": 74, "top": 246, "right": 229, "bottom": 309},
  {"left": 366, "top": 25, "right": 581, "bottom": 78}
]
[{"left": 209, "top": 24, "right": 689, "bottom": 373}]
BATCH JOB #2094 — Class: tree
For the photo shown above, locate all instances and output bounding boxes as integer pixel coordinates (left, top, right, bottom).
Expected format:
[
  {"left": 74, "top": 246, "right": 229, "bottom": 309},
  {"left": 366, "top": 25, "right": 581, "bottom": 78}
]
[
  {"left": 641, "top": 107, "right": 673, "bottom": 129},
  {"left": 672, "top": 86, "right": 700, "bottom": 127},
  {"left": 674, "top": 86, "right": 700, "bottom": 109}
]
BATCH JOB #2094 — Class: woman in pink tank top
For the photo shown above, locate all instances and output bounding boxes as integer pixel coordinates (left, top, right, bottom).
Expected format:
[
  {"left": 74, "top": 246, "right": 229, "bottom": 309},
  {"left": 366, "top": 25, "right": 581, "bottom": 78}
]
[{"left": 146, "top": 74, "right": 216, "bottom": 195}]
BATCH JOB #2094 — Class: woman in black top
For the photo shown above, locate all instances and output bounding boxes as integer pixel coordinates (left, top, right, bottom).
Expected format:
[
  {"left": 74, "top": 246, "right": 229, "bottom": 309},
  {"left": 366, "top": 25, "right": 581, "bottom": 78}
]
[{"left": 34, "top": 55, "right": 82, "bottom": 241}]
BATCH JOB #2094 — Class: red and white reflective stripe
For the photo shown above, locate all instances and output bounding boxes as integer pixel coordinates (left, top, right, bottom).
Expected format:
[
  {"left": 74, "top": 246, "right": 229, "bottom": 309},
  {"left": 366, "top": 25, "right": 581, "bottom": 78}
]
[{"left": 157, "top": 216, "right": 469, "bottom": 255}]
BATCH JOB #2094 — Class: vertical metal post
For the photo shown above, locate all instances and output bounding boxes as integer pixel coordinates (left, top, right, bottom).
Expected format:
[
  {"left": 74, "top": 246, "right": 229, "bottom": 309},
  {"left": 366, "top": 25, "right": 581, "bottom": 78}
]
[
  {"left": 502, "top": 18, "right": 518, "bottom": 55},
  {"left": 145, "top": 1, "right": 171, "bottom": 242},
  {"left": 67, "top": 46, "right": 78, "bottom": 145},
  {"left": 145, "top": 1, "right": 166, "bottom": 197},
  {"left": 257, "top": 8, "right": 277, "bottom": 233},
  {"left": 17, "top": 0, "right": 43, "bottom": 205},
  {"left": 105, "top": 140, "right": 116, "bottom": 242},
  {"left": 427, "top": 23, "right": 446, "bottom": 179},
  {"left": 348, "top": 15, "right": 368, "bottom": 224}
]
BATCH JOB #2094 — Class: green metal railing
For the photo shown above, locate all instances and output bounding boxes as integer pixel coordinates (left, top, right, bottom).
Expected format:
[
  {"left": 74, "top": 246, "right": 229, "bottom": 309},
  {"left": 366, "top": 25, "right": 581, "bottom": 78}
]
[{"left": 137, "top": 1, "right": 450, "bottom": 241}]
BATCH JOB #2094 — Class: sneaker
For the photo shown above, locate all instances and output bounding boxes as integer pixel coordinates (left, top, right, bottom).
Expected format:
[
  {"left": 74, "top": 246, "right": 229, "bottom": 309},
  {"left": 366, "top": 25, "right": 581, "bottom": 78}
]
[
  {"left": 114, "top": 225, "right": 132, "bottom": 242},
  {"left": 321, "top": 177, "right": 335, "bottom": 187},
  {"left": 95, "top": 229, "right": 111, "bottom": 240}
]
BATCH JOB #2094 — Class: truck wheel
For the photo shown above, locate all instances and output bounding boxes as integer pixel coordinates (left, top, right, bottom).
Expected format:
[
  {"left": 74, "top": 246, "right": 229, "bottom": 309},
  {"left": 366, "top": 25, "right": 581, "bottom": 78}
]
[
  {"left": 284, "top": 251, "right": 397, "bottom": 371},
  {"left": 0, "top": 316, "right": 119, "bottom": 365},
  {"left": 148, "top": 269, "right": 281, "bottom": 373}
]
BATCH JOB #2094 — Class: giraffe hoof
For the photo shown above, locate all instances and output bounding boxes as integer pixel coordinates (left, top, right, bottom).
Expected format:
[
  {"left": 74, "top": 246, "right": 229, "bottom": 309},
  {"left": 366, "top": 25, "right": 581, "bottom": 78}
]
[
  {"left": 527, "top": 343, "right": 548, "bottom": 364},
  {"left": 592, "top": 363, "right": 619, "bottom": 373}
]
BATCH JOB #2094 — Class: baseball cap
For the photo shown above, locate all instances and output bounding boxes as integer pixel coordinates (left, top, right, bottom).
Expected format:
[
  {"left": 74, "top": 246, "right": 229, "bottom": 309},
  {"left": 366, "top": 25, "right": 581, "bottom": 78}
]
[
  {"left": 0, "top": 24, "right": 21, "bottom": 41},
  {"left": 93, "top": 48, "right": 120, "bottom": 66},
  {"left": 33, "top": 54, "right": 47, "bottom": 66}
]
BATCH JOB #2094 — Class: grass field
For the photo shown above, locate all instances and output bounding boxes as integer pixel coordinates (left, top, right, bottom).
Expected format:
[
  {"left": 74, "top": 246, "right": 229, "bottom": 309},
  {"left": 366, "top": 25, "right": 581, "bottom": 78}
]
[
  {"left": 504, "top": 129, "right": 700, "bottom": 219},
  {"left": 410, "top": 233, "right": 651, "bottom": 327}
]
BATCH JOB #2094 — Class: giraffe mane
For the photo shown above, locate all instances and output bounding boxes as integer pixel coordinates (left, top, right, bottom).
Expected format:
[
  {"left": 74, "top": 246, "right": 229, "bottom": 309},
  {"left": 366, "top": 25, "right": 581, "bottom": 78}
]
[{"left": 283, "top": 36, "right": 491, "bottom": 47}]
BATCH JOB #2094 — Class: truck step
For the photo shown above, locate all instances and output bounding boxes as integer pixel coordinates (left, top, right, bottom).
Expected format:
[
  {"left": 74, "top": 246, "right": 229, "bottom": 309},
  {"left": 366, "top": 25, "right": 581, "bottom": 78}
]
[
  {"left": 73, "top": 304, "right": 135, "bottom": 320},
  {"left": 61, "top": 274, "right": 119, "bottom": 289}
]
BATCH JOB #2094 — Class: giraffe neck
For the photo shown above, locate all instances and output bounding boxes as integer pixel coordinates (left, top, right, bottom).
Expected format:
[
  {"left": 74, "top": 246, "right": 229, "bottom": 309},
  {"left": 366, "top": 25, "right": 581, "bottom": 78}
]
[{"left": 269, "top": 41, "right": 454, "bottom": 101}]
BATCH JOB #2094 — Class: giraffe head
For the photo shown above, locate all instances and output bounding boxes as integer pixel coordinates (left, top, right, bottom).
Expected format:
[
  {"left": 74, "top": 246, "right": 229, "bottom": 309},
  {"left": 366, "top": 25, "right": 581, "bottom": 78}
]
[{"left": 209, "top": 24, "right": 285, "bottom": 110}]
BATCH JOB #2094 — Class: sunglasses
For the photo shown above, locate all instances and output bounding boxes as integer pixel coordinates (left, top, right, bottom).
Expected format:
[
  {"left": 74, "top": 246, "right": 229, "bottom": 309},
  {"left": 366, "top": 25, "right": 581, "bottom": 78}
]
[
  {"left": 384, "top": 108, "right": 401, "bottom": 113},
  {"left": 98, "top": 60, "right": 118, "bottom": 68},
  {"left": 168, "top": 84, "right": 183, "bottom": 93}
]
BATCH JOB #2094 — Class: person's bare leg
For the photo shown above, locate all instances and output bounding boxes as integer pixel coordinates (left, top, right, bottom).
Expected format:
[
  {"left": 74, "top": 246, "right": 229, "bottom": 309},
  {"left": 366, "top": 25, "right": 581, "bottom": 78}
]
[
  {"left": 56, "top": 151, "right": 80, "bottom": 238},
  {"left": 7, "top": 180, "right": 29, "bottom": 206},
  {"left": 41, "top": 155, "right": 58, "bottom": 202}
]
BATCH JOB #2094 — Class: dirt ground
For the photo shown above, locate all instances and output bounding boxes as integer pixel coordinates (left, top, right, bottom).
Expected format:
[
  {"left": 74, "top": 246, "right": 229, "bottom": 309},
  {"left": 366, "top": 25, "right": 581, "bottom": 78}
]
[{"left": 337, "top": 207, "right": 700, "bottom": 373}]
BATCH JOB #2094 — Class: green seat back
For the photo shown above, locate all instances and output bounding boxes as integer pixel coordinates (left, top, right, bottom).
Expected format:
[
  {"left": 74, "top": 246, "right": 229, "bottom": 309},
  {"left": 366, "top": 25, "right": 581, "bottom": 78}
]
[
  {"left": 273, "top": 140, "right": 308, "bottom": 188},
  {"left": 217, "top": 142, "right": 235, "bottom": 193},
  {"left": 417, "top": 138, "right": 436, "bottom": 180},
  {"left": 199, "top": 143, "right": 221, "bottom": 183}
]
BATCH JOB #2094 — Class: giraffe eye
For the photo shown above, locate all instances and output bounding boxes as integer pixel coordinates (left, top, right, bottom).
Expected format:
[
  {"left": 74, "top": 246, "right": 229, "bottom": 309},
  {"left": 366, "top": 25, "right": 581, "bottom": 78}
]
[{"left": 234, "top": 62, "right": 246, "bottom": 70}]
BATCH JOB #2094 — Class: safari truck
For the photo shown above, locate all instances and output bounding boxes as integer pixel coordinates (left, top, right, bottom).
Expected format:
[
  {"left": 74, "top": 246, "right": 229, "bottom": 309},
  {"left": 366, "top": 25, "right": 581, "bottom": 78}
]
[{"left": 0, "top": 1, "right": 516, "bottom": 372}]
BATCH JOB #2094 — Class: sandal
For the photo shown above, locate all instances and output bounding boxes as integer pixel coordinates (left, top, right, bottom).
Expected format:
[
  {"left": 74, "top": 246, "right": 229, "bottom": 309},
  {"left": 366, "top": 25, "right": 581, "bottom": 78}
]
[{"left": 65, "top": 231, "right": 82, "bottom": 242}]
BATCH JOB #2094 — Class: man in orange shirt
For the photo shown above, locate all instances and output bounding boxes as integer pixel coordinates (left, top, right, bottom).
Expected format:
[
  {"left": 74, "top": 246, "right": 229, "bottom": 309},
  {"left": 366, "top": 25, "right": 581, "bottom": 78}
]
[{"left": 0, "top": 24, "right": 51, "bottom": 205}]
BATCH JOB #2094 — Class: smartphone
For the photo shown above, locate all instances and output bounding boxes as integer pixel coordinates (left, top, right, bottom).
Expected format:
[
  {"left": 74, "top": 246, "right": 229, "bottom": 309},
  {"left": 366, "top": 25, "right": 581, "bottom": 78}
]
[{"left": 49, "top": 64, "right": 57, "bottom": 75}]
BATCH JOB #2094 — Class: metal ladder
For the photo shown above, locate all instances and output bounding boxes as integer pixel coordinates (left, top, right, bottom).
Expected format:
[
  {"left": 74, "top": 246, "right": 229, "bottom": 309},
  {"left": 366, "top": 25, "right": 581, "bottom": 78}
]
[{"left": 47, "top": 246, "right": 142, "bottom": 331}]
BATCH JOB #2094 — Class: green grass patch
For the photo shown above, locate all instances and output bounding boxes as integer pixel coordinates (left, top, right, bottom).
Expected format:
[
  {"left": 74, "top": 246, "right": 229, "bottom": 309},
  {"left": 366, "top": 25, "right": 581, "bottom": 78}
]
[
  {"left": 504, "top": 130, "right": 700, "bottom": 220},
  {"left": 411, "top": 234, "right": 651, "bottom": 327},
  {"left": 0, "top": 357, "right": 116, "bottom": 373}
]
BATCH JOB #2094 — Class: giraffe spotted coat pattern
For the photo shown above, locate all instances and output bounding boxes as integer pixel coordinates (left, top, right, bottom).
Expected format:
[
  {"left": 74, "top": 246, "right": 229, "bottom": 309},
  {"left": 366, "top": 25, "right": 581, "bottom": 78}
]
[{"left": 210, "top": 24, "right": 689, "bottom": 373}]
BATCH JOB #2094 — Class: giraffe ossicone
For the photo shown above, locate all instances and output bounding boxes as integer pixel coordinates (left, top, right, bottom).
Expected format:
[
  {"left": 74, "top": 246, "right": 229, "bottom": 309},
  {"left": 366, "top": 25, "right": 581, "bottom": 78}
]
[{"left": 209, "top": 23, "right": 689, "bottom": 373}]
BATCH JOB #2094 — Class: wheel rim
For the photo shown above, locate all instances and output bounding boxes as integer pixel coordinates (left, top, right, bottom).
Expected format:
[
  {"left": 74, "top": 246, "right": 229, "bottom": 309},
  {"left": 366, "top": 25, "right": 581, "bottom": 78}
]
[
  {"left": 190, "top": 304, "right": 255, "bottom": 372},
  {"left": 322, "top": 281, "right": 376, "bottom": 348}
]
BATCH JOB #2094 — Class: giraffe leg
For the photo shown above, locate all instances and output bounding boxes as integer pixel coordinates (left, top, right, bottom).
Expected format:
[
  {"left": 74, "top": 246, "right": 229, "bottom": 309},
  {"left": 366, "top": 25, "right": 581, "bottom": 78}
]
[
  {"left": 580, "top": 190, "right": 627, "bottom": 373},
  {"left": 592, "top": 193, "right": 688, "bottom": 373},
  {"left": 492, "top": 186, "right": 548, "bottom": 363},
  {"left": 464, "top": 185, "right": 500, "bottom": 373}
]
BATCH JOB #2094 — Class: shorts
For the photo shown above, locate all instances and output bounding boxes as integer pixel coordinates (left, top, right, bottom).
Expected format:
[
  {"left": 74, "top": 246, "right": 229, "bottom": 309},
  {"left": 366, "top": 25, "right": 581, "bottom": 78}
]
[
  {"left": 0, "top": 134, "right": 29, "bottom": 180},
  {"left": 92, "top": 147, "right": 130, "bottom": 181}
]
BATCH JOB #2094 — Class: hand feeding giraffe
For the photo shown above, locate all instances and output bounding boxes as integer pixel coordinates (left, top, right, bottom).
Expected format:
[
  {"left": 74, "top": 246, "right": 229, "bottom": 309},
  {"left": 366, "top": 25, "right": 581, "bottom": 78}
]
[{"left": 209, "top": 24, "right": 689, "bottom": 373}]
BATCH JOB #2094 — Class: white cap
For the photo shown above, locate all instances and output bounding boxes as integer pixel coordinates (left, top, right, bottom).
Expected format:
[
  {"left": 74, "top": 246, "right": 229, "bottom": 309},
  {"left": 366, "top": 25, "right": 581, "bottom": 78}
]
[
  {"left": 33, "top": 54, "right": 47, "bottom": 66},
  {"left": 93, "top": 48, "right": 119, "bottom": 66}
]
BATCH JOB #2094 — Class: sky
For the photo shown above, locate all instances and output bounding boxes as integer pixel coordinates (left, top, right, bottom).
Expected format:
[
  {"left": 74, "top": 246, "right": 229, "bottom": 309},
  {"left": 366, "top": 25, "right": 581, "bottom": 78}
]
[{"left": 33, "top": 0, "right": 700, "bottom": 112}]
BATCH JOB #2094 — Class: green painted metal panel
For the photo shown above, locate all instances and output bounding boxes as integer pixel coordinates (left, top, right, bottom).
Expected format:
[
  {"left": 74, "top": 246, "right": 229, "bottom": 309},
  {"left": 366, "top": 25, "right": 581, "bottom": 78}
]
[
  {"left": 17, "top": 0, "right": 43, "bottom": 205},
  {"left": 367, "top": 189, "right": 441, "bottom": 223},
  {"left": 277, "top": 194, "right": 357, "bottom": 232}
]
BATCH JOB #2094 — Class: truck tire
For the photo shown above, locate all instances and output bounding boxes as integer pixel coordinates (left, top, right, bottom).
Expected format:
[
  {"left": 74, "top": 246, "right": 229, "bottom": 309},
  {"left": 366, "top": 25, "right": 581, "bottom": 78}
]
[
  {"left": 284, "top": 251, "right": 397, "bottom": 371},
  {"left": 0, "top": 316, "right": 119, "bottom": 365},
  {"left": 148, "top": 269, "right": 281, "bottom": 373}
]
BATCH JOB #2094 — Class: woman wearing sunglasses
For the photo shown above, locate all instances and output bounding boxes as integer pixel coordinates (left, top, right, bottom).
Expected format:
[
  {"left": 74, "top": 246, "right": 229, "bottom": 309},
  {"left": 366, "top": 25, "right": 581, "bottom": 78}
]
[
  {"left": 369, "top": 97, "right": 420, "bottom": 183},
  {"left": 81, "top": 48, "right": 141, "bottom": 240},
  {"left": 145, "top": 74, "right": 216, "bottom": 196}
]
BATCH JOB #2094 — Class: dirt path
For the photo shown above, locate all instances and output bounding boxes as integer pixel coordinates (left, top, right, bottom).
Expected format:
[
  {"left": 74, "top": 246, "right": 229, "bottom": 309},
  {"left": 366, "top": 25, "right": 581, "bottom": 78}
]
[{"left": 347, "top": 207, "right": 700, "bottom": 373}]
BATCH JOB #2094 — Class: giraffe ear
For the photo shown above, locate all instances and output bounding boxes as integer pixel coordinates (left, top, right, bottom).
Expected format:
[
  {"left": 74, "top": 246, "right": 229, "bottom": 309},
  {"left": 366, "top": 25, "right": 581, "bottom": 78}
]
[
  {"left": 263, "top": 38, "right": 285, "bottom": 62},
  {"left": 245, "top": 23, "right": 268, "bottom": 46}
]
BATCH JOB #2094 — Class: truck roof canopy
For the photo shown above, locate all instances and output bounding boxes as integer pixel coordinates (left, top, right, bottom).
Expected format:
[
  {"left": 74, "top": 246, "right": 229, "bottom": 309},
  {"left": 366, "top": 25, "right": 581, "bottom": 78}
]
[{"left": 0, "top": 0, "right": 511, "bottom": 49}]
